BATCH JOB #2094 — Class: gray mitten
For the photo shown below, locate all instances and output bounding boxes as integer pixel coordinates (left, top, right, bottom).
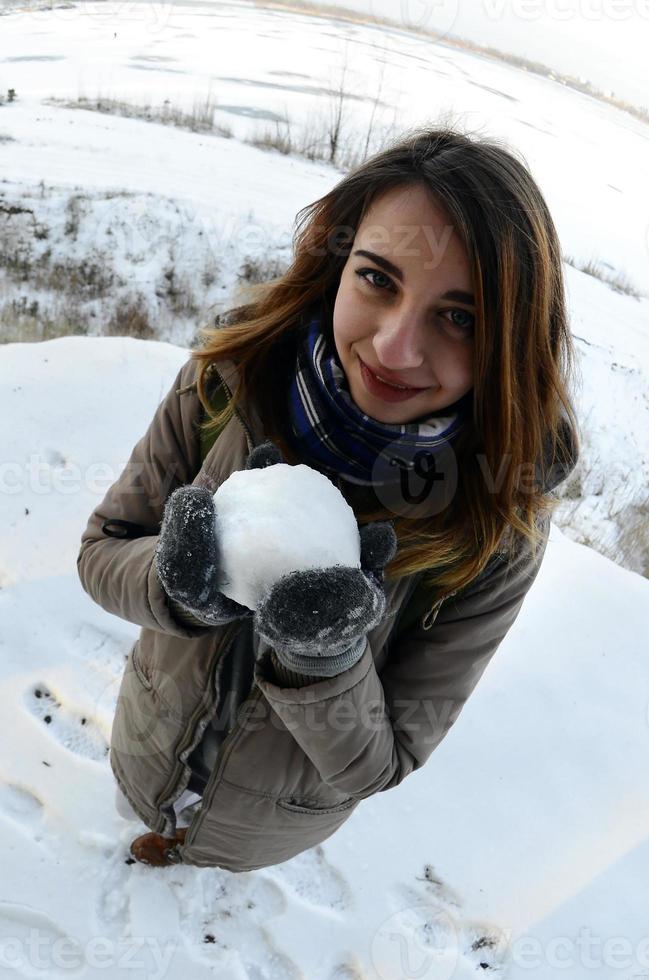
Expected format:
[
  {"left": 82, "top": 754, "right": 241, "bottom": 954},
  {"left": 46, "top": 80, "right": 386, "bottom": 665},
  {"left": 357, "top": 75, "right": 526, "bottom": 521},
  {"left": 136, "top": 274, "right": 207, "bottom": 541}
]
[{"left": 154, "top": 485, "right": 253, "bottom": 627}]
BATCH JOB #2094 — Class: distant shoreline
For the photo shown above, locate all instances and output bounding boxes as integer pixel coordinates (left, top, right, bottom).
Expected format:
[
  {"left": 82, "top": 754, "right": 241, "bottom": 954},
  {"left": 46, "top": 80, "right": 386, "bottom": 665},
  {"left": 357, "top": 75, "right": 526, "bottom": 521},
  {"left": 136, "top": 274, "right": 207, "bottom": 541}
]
[{"left": 257, "top": 0, "right": 649, "bottom": 127}]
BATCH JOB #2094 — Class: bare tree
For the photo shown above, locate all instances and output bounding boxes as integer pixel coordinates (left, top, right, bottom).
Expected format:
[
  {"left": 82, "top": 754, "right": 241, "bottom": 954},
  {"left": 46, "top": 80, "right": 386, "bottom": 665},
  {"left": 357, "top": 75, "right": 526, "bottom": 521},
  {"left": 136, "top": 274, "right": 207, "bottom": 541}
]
[
  {"left": 327, "top": 43, "right": 352, "bottom": 165},
  {"left": 361, "top": 56, "right": 388, "bottom": 162}
]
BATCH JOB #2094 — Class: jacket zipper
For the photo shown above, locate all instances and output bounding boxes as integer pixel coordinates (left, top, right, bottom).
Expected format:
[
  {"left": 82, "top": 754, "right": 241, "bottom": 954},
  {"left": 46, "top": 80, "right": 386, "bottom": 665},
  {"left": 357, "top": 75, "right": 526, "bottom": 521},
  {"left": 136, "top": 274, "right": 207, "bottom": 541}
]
[
  {"left": 179, "top": 685, "right": 265, "bottom": 852},
  {"left": 209, "top": 367, "right": 256, "bottom": 454},
  {"left": 159, "top": 366, "right": 259, "bottom": 848},
  {"left": 155, "top": 618, "right": 242, "bottom": 837},
  {"left": 421, "top": 551, "right": 507, "bottom": 629}
]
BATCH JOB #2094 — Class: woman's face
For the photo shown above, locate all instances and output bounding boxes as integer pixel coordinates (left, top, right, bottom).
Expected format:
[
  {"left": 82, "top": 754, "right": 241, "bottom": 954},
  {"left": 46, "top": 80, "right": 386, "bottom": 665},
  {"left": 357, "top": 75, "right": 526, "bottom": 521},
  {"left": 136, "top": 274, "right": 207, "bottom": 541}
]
[{"left": 332, "top": 183, "right": 476, "bottom": 424}]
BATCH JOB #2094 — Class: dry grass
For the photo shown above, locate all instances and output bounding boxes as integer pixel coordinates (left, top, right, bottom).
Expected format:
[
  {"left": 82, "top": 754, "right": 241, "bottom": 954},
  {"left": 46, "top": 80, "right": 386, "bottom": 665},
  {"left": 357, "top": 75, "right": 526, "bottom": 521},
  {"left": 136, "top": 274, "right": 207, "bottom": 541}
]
[
  {"left": 563, "top": 253, "right": 643, "bottom": 299},
  {"left": 44, "top": 92, "right": 234, "bottom": 138}
]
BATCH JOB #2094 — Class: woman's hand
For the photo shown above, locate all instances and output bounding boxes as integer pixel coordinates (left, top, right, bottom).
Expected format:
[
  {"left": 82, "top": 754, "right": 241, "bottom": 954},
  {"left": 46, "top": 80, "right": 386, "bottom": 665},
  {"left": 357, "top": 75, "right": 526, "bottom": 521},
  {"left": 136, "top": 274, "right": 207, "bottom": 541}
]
[
  {"left": 253, "top": 520, "right": 397, "bottom": 677},
  {"left": 154, "top": 485, "right": 253, "bottom": 627}
]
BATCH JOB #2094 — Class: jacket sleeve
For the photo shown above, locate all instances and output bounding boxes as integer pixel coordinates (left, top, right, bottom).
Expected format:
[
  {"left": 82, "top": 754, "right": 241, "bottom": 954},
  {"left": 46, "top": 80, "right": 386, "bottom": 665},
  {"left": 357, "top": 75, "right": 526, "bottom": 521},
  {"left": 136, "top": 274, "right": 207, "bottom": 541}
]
[
  {"left": 253, "top": 516, "right": 550, "bottom": 799},
  {"left": 76, "top": 359, "right": 217, "bottom": 639}
]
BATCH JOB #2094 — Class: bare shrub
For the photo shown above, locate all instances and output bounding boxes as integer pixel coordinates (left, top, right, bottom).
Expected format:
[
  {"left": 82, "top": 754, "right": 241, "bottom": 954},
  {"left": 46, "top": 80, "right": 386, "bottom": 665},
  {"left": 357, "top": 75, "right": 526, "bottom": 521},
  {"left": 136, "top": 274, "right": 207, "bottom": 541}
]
[
  {"left": 614, "top": 498, "right": 649, "bottom": 577},
  {"left": 64, "top": 193, "right": 87, "bottom": 239},
  {"left": 244, "top": 51, "right": 399, "bottom": 172},
  {"left": 46, "top": 256, "right": 116, "bottom": 299},
  {"left": 105, "top": 294, "right": 155, "bottom": 339},
  {"left": 0, "top": 295, "right": 89, "bottom": 343},
  {"left": 237, "top": 255, "right": 289, "bottom": 285},
  {"left": 200, "top": 253, "right": 220, "bottom": 289},
  {"left": 155, "top": 265, "right": 200, "bottom": 317}
]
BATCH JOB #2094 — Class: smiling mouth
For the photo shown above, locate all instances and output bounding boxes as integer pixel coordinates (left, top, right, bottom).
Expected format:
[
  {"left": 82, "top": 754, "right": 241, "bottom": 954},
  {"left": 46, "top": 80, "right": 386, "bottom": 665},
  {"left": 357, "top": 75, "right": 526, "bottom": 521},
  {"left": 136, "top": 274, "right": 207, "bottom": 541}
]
[{"left": 358, "top": 357, "right": 430, "bottom": 391}]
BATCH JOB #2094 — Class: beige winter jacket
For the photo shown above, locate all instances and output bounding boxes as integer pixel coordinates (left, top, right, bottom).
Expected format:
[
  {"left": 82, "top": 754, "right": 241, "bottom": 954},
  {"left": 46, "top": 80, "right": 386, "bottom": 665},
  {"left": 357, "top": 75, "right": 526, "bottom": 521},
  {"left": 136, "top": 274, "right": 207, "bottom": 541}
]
[{"left": 77, "top": 354, "right": 576, "bottom": 871}]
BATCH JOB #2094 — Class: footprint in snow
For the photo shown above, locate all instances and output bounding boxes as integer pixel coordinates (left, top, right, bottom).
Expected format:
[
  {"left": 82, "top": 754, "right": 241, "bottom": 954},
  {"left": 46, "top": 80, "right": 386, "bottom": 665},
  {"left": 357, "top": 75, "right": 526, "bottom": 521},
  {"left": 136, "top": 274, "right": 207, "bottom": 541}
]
[
  {"left": 457, "top": 920, "right": 510, "bottom": 976},
  {"left": 387, "top": 870, "right": 511, "bottom": 977},
  {"left": 414, "top": 862, "right": 463, "bottom": 909},
  {"left": 94, "top": 846, "right": 134, "bottom": 940},
  {"left": 25, "top": 682, "right": 108, "bottom": 762},
  {"left": 174, "top": 870, "right": 300, "bottom": 978},
  {"left": 0, "top": 783, "right": 44, "bottom": 841},
  {"left": 261, "top": 843, "right": 352, "bottom": 912},
  {"left": 0, "top": 902, "right": 83, "bottom": 977},
  {"left": 409, "top": 865, "right": 511, "bottom": 974},
  {"left": 95, "top": 839, "right": 299, "bottom": 980}
]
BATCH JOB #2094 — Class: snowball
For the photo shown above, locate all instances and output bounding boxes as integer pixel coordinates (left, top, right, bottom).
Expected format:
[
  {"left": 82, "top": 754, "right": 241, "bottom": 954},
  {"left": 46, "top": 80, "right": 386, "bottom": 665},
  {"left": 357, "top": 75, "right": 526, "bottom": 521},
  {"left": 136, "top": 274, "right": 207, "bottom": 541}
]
[{"left": 213, "top": 462, "right": 361, "bottom": 610}]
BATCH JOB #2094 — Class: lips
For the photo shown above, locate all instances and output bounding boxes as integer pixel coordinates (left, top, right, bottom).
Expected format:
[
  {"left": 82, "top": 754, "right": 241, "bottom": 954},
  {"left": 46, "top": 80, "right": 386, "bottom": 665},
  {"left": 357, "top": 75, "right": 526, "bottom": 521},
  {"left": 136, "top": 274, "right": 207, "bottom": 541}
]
[
  {"left": 359, "top": 358, "right": 427, "bottom": 391},
  {"left": 358, "top": 357, "right": 432, "bottom": 403}
]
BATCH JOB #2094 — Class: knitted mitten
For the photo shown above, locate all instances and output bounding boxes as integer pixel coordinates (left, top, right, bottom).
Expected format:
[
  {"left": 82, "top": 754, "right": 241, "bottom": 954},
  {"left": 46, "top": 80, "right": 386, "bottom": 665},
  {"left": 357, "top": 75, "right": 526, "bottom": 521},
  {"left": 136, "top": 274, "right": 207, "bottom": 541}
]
[
  {"left": 252, "top": 502, "right": 397, "bottom": 678},
  {"left": 154, "top": 485, "right": 253, "bottom": 627}
]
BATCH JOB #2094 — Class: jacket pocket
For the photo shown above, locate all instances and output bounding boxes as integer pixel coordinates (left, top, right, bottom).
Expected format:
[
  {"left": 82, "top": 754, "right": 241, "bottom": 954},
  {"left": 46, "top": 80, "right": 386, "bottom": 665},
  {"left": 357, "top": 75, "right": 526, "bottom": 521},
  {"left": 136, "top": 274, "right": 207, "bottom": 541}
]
[
  {"left": 276, "top": 796, "right": 357, "bottom": 816},
  {"left": 179, "top": 781, "right": 360, "bottom": 870}
]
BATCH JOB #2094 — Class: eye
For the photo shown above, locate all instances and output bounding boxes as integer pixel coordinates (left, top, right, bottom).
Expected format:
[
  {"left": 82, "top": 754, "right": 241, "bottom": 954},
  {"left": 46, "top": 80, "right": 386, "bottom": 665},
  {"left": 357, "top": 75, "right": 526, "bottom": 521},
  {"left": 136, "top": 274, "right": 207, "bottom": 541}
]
[
  {"left": 354, "top": 267, "right": 396, "bottom": 293},
  {"left": 441, "top": 309, "right": 475, "bottom": 336}
]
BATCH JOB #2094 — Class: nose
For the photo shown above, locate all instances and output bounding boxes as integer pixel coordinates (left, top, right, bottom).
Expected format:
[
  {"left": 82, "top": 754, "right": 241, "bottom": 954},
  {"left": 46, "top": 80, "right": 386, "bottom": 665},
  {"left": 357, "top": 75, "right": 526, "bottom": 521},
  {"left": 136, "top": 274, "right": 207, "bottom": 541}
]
[{"left": 372, "top": 308, "right": 427, "bottom": 371}]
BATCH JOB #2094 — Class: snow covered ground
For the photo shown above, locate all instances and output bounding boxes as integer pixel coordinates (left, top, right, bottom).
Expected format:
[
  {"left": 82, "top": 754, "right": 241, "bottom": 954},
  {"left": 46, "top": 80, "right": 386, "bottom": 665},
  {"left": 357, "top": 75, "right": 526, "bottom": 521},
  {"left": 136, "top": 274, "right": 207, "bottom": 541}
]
[
  {"left": 1, "top": 336, "right": 648, "bottom": 979},
  {"left": 1, "top": 2, "right": 649, "bottom": 977}
]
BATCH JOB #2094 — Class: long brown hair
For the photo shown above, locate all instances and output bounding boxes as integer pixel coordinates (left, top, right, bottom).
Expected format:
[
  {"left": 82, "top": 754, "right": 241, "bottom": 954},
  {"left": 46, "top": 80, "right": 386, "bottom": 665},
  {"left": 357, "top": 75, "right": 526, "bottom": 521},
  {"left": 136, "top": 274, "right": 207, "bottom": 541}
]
[{"left": 190, "top": 124, "right": 580, "bottom": 599}]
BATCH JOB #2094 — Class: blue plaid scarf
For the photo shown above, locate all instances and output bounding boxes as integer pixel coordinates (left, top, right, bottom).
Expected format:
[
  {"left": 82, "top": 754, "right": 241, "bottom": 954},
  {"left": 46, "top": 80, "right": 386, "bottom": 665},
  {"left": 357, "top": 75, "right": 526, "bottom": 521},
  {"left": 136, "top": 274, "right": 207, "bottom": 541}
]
[{"left": 284, "top": 302, "right": 472, "bottom": 487}]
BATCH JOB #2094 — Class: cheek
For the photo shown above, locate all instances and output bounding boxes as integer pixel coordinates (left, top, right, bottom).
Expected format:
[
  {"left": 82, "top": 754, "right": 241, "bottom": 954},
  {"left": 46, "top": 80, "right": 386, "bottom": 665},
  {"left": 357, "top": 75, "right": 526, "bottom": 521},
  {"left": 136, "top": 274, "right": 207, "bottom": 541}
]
[
  {"left": 332, "top": 289, "right": 362, "bottom": 352},
  {"left": 453, "top": 346, "right": 474, "bottom": 387},
  {"left": 430, "top": 341, "right": 474, "bottom": 388}
]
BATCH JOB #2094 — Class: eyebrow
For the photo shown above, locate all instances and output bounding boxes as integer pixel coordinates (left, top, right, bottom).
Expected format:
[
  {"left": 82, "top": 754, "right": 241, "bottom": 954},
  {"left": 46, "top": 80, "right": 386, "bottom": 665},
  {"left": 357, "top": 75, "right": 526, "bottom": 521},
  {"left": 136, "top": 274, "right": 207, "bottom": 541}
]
[{"left": 353, "top": 249, "right": 476, "bottom": 306}]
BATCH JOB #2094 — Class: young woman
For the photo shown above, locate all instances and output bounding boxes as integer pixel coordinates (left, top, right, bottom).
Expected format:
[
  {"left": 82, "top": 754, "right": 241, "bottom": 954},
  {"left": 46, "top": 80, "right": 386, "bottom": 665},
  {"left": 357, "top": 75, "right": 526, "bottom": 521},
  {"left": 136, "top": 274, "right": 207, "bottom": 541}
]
[{"left": 78, "top": 126, "right": 579, "bottom": 869}]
